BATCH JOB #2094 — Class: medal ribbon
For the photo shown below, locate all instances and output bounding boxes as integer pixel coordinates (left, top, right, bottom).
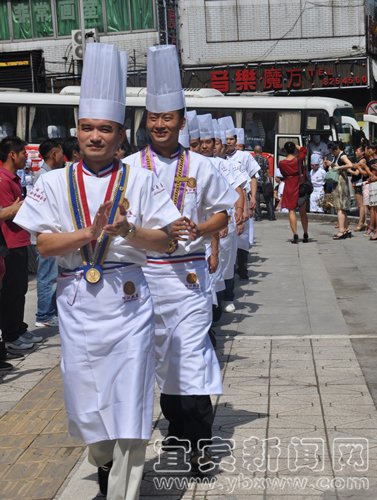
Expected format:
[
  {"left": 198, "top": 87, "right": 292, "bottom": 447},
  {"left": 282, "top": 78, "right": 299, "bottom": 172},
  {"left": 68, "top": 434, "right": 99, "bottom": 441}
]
[
  {"left": 141, "top": 145, "right": 190, "bottom": 214},
  {"left": 67, "top": 161, "right": 129, "bottom": 270}
]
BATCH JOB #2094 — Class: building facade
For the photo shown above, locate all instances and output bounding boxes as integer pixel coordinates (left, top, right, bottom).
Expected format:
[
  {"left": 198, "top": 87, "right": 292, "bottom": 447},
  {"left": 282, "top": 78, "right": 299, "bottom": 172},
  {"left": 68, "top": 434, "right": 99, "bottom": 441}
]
[
  {"left": 0, "top": 0, "right": 159, "bottom": 90},
  {"left": 177, "top": 0, "right": 376, "bottom": 113}
]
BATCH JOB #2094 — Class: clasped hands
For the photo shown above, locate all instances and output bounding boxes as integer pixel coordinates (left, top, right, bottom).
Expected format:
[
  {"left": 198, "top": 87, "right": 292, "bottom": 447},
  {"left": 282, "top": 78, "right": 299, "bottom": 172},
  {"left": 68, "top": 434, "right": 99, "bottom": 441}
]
[
  {"left": 87, "top": 200, "right": 132, "bottom": 241},
  {"left": 168, "top": 216, "right": 199, "bottom": 241}
]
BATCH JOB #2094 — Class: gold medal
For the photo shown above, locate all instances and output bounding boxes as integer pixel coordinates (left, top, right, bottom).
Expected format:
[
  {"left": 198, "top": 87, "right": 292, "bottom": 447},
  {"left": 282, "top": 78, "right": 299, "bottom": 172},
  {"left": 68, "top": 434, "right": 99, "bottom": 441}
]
[
  {"left": 122, "top": 198, "right": 130, "bottom": 210},
  {"left": 166, "top": 239, "right": 178, "bottom": 255},
  {"left": 187, "top": 177, "right": 196, "bottom": 189},
  {"left": 85, "top": 267, "right": 101, "bottom": 284},
  {"left": 124, "top": 281, "right": 136, "bottom": 296},
  {"left": 186, "top": 272, "right": 198, "bottom": 284}
]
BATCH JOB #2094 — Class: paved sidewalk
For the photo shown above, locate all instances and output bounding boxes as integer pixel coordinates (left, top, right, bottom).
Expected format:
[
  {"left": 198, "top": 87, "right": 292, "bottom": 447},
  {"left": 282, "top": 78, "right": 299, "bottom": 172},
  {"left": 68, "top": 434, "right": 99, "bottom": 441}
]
[{"left": 1, "top": 218, "right": 377, "bottom": 499}]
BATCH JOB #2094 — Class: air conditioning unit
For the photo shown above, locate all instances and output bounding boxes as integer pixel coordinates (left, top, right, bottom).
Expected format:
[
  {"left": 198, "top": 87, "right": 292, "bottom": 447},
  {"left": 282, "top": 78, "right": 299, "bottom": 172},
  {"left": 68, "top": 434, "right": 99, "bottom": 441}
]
[{"left": 71, "top": 28, "right": 99, "bottom": 61}]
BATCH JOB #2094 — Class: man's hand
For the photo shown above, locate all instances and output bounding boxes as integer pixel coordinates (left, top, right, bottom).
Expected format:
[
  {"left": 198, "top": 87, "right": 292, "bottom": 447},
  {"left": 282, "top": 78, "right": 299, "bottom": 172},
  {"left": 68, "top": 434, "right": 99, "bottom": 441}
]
[
  {"left": 9, "top": 197, "right": 23, "bottom": 217},
  {"left": 207, "top": 253, "right": 219, "bottom": 274},
  {"left": 236, "top": 222, "right": 245, "bottom": 235},
  {"left": 169, "top": 217, "right": 199, "bottom": 241},
  {"left": 234, "top": 206, "right": 243, "bottom": 225},
  {"left": 219, "top": 227, "right": 228, "bottom": 238},
  {"left": 249, "top": 196, "right": 256, "bottom": 210}
]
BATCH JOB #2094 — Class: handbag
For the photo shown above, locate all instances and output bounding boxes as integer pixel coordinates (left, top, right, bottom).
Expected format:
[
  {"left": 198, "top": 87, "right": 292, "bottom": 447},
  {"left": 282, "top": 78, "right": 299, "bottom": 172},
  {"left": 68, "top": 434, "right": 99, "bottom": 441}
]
[
  {"left": 298, "top": 160, "right": 313, "bottom": 197},
  {"left": 262, "top": 181, "right": 274, "bottom": 199},
  {"left": 324, "top": 168, "right": 339, "bottom": 184}
]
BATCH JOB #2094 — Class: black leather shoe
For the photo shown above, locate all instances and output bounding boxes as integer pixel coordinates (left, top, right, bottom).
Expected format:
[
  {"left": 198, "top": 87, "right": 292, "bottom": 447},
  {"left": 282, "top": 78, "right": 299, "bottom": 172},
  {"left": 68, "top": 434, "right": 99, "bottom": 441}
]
[
  {"left": 208, "top": 328, "right": 217, "bottom": 348},
  {"left": 98, "top": 460, "right": 112, "bottom": 496}
]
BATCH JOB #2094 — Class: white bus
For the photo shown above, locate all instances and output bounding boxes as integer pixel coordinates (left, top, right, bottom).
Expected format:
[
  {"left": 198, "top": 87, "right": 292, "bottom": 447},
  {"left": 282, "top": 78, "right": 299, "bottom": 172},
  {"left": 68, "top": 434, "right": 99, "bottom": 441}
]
[{"left": 0, "top": 86, "right": 360, "bottom": 171}]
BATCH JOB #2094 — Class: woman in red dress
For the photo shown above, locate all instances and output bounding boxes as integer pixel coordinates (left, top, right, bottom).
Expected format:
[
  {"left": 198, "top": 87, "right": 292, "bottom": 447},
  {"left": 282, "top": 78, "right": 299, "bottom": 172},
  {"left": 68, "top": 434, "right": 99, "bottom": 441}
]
[{"left": 279, "top": 142, "right": 309, "bottom": 243}]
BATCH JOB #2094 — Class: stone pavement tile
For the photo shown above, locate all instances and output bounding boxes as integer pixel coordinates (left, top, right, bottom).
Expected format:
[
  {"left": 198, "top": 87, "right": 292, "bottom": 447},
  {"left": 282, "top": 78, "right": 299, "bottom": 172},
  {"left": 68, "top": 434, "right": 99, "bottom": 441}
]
[
  {"left": 29, "top": 432, "right": 83, "bottom": 448},
  {"left": 316, "top": 361, "right": 364, "bottom": 374},
  {"left": 215, "top": 403, "right": 268, "bottom": 416},
  {"left": 2, "top": 460, "right": 46, "bottom": 480},
  {"left": 270, "top": 350, "right": 314, "bottom": 361},
  {"left": 319, "top": 377, "right": 369, "bottom": 388},
  {"left": 272, "top": 458, "right": 333, "bottom": 477},
  {"left": 223, "top": 376, "right": 269, "bottom": 387},
  {"left": 18, "top": 444, "right": 83, "bottom": 464},
  {"left": 268, "top": 416, "right": 325, "bottom": 430},
  {"left": 324, "top": 414, "right": 377, "bottom": 430},
  {"left": 270, "top": 376, "right": 317, "bottom": 386},
  {"left": 0, "top": 447, "right": 28, "bottom": 465},
  {"left": 319, "top": 388, "right": 374, "bottom": 406},
  {"left": 0, "top": 433, "right": 36, "bottom": 449},
  {"left": 269, "top": 404, "right": 322, "bottom": 417},
  {"left": 41, "top": 409, "right": 70, "bottom": 434},
  {"left": 322, "top": 404, "right": 377, "bottom": 416},
  {"left": 270, "top": 386, "right": 320, "bottom": 398},
  {"left": 222, "top": 384, "right": 269, "bottom": 396},
  {"left": 216, "top": 415, "right": 268, "bottom": 430},
  {"left": 1, "top": 408, "right": 60, "bottom": 435},
  {"left": 311, "top": 348, "right": 356, "bottom": 360},
  {"left": 264, "top": 474, "right": 334, "bottom": 496}
]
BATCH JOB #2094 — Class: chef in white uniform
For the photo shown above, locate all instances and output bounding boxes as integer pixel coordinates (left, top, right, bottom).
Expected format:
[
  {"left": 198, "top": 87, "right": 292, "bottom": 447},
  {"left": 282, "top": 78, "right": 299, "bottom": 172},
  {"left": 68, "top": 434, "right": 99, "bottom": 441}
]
[
  {"left": 197, "top": 114, "right": 245, "bottom": 314},
  {"left": 124, "top": 45, "right": 238, "bottom": 464},
  {"left": 219, "top": 117, "right": 260, "bottom": 280},
  {"left": 309, "top": 153, "right": 326, "bottom": 213},
  {"left": 15, "top": 44, "right": 180, "bottom": 500}
]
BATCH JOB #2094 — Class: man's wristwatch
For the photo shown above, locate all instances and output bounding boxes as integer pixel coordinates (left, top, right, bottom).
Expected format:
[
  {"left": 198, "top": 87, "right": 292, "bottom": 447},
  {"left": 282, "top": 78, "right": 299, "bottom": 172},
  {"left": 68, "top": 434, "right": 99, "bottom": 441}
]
[{"left": 124, "top": 223, "right": 137, "bottom": 240}]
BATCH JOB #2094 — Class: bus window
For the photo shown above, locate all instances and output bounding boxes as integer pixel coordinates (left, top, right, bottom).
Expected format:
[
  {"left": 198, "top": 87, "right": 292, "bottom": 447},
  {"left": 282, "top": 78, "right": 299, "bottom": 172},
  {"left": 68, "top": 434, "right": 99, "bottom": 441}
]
[
  {"left": 277, "top": 111, "right": 301, "bottom": 135},
  {"left": 305, "top": 110, "right": 330, "bottom": 132},
  {"left": 369, "top": 122, "right": 377, "bottom": 143},
  {"left": 244, "top": 111, "right": 269, "bottom": 151},
  {"left": 29, "top": 105, "right": 76, "bottom": 143},
  {"left": 0, "top": 105, "right": 17, "bottom": 139}
]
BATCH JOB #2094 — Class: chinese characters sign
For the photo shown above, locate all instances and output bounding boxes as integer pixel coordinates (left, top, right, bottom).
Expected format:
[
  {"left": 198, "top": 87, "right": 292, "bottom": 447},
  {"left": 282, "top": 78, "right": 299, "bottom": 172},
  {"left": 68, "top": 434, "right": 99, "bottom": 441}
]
[{"left": 201, "top": 59, "right": 369, "bottom": 94}]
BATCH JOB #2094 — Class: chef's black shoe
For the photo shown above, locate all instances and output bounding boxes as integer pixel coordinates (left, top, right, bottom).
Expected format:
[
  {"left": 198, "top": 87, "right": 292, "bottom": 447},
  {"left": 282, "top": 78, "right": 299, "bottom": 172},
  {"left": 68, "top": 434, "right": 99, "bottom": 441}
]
[{"left": 98, "top": 460, "right": 112, "bottom": 495}]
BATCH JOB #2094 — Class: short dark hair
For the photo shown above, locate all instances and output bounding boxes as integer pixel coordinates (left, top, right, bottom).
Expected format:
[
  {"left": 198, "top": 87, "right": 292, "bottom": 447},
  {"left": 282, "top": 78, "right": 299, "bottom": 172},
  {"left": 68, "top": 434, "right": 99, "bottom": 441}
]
[
  {"left": 62, "top": 136, "right": 80, "bottom": 162},
  {"left": 283, "top": 141, "right": 296, "bottom": 155},
  {"left": 330, "top": 141, "right": 343, "bottom": 151},
  {"left": 39, "top": 139, "right": 62, "bottom": 160},
  {"left": 0, "top": 136, "right": 27, "bottom": 162}
]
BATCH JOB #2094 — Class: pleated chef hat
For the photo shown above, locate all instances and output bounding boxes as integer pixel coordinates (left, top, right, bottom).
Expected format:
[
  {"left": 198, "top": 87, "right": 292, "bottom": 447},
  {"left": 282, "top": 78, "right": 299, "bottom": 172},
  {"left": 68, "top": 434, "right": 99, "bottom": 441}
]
[
  {"left": 236, "top": 128, "right": 245, "bottom": 145},
  {"left": 179, "top": 121, "right": 190, "bottom": 149},
  {"left": 186, "top": 110, "right": 200, "bottom": 140},
  {"left": 198, "top": 114, "right": 214, "bottom": 140},
  {"left": 146, "top": 45, "right": 185, "bottom": 113},
  {"left": 79, "top": 43, "right": 127, "bottom": 125},
  {"left": 212, "top": 119, "right": 221, "bottom": 140},
  {"left": 218, "top": 116, "right": 236, "bottom": 138}
]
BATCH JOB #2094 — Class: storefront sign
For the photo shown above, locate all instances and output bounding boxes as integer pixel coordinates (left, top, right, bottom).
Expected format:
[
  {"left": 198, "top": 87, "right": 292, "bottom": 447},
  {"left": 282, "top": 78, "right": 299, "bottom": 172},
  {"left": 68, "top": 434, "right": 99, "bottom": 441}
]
[{"left": 184, "top": 58, "right": 369, "bottom": 94}]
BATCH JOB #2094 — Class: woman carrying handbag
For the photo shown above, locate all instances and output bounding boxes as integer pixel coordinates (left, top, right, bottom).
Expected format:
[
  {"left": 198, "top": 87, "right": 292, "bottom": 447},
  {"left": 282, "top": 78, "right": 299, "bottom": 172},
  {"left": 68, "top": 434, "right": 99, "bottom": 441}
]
[
  {"left": 324, "top": 142, "right": 353, "bottom": 240},
  {"left": 279, "top": 142, "right": 309, "bottom": 243}
]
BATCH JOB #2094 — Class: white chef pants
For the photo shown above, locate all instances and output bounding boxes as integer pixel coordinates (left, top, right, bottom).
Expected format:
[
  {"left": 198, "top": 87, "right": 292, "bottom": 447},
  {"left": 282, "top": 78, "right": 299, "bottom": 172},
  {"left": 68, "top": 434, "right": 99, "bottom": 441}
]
[{"left": 88, "top": 438, "right": 147, "bottom": 500}]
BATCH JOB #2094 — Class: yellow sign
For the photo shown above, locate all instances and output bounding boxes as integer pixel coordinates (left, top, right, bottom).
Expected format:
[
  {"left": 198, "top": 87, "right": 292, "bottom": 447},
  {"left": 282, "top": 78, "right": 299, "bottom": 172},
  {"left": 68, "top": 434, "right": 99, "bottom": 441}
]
[{"left": 0, "top": 61, "right": 29, "bottom": 67}]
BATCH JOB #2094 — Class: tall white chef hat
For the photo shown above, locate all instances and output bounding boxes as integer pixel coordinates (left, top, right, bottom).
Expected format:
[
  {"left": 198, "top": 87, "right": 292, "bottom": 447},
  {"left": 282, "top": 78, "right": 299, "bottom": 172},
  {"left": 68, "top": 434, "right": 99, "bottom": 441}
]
[
  {"left": 212, "top": 119, "right": 221, "bottom": 140},
  {"left": 310, "top": 153, "right": 321, "bottom": 165},
  {"left": 186, "top": 110, "right": 200, "bottom": 140},
  {"left": 146, "top": 45, "right": 185, "bottom": 113},
  {"left": 179, "top": 120, "right": 190, "bottom": 149},
  {"left": 236, "top": 128, "right": 245, "bottom": 145},
  {"left": 197, "top": 114, "right": 214, "bottom": 140},
  {"left": 220, "top": 130, "right": 227, "bottom": 145},
  {"left": 218, "top": 116, "right": 236, "bottom": 138},
  {"left": 79, "top": 43, "right": 127, "bottom": 125}
]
